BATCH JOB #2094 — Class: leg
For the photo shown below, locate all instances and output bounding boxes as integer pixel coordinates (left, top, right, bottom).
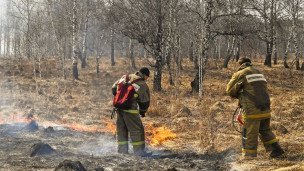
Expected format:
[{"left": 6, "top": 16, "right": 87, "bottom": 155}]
[
  {"left": 122, "top": 112, "right": 146, "bottom": 155},
  {"left": 116, "top": 111, "right": 129, "bottom": 154},
  {"left": 242, "top": 119, "right": 260, "bottom": 157},
  {"left": 259, "top": 118, "right": 277, "bottom": 151},
  {"left": 259, "top": 118, "right": 284, "bottom": 158}
]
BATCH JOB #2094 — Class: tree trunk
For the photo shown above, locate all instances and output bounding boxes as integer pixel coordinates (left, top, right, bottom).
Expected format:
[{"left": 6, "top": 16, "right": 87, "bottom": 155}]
[
  {"left": 264, "top": 0, "right": 274, "bottom": 68},
  {"left": 153, "top": 0, "right": 163, "bottom": 91},
  {"left": 129, "top": 38, "right": 136, "bottom": 69},
  {"left": 140, "top": 46, "right": 146, "bottom": 58},
  {"left": 189, "top": 41, "right": 194, "bottom": 61},
  {"left": 110, "top": 28, "right": 115, "bottom": 66},
  {"left": 153, "top": 56, "right": 162, "bottom": 91},
  {"left": 273, "top": 3, "right": 278, "bottom": 65},
  {"left": 217, "top": 38, "right": 221, "bottom": 60},
  {"left": 283, "top": 31, "right": 291, "bottom": 68},
  {"left": 264, "top": 43, "right": 272, "bottom": 67},
  {"left": 175, "top": 35, "right": 182, "bottom": 71},
  {"left": 194, "top": 43, "right": 199, "bottom": 69},
  {"left": 6, "top": 26, "right": 10, "bottom": 57},
  {"left": 81, "top": 12, "right": 89, "bottom": 68},
  {"left": 223, "top": 53, "right": 233, "bottom": 68},
  {"left": 47, "top": 0, "right": 67, "bottom": 79},
  {"left": 293, "top": 33, "right": 300, "bottom": 70},
  {"left": 273, "top": 46, "right": 277, "bottom": 65},
  {"left": 191, "top": 68, "right": 205, "bottom": 93},
  {"left": 96, "top": 57, "right": 100, "bottom": 74},
  {"left": 234, "top": 37, "right": 240, "bottom": 62},
  {"left": 166, "top": 52, "right": 174, "bottom": 86},
  {"left": 273, "top": 37, "right": 278, "bottom": 65},
  {"left": 72, "top": 0, "right": 79, "bottom": 80},
  {"left": 223, "top": 36, "right": 235, "bottom": 68},
  {"left": 191, "top": 0, "right": 212, "bottom": 97},
  {"left": 26, "top": 0, "right": 31, "bottom": 59}
]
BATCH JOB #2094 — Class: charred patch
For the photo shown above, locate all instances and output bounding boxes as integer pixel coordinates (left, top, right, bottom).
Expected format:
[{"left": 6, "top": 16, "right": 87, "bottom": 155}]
[
  {"left": 55, "top": 160, "right": 87, "bottom": 171},
  {"left": 30, "top": 142, "right": 55, "bottom": 157}
]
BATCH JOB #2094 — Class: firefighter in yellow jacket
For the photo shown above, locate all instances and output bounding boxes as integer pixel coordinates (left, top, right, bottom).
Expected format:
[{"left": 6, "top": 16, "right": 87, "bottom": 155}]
[
  {"left": 112, "top": 67, "right": 151, "bottom": 156},
  {"left": 226, "top": 57, "right": 284, "bottom": 158}
]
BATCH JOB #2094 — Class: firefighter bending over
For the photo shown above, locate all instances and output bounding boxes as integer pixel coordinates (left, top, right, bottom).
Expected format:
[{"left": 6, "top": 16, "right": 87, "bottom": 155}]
[
  {"left": 112, "top": 67, "right": 151, "bottom": 157},
  {"left": 226, "top": 57, "right": 285, "bottom": 159}
]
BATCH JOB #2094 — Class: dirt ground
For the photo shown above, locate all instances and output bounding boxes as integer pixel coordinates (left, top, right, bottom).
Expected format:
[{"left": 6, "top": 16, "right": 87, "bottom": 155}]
[{"left": 0, "top": 57, "right": 303, "bottom": 171}]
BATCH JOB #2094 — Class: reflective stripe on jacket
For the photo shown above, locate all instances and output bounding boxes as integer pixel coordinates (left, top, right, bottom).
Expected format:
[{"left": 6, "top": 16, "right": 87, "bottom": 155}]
[{"left": 226, "top": 62, "right": 271, "bottom": 119}]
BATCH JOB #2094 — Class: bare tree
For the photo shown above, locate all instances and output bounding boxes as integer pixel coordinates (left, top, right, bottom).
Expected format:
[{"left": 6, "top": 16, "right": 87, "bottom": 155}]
[
  {"left": 107, "top": 0, "right": 177, "bottom": 91},
  {"left": 128, "top": 38, "right": 136, "bottom": 69},
  {"left": 72, "top": 0, "right": 79, "bottom": 80},
  {"left": 283, "top": 0, "right": 302, "bottom": 70},
  {"left": 250, "top": 0, "right": 277, "bottom": 67},
  {"left": 110, "top": 28, "right": 115, "bottom": 66}
]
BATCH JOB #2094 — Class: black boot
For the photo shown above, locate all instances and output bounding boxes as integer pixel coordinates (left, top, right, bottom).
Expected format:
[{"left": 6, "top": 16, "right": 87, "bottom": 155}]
[
  {"left": 270, "top": 142, "right": 285, "bottom": 158},
  {"left": 133, "top": 144, "right": 152, "bottom": 157},
  {"left": 118, "top": 144, "right": 129, "bottom": 154}
]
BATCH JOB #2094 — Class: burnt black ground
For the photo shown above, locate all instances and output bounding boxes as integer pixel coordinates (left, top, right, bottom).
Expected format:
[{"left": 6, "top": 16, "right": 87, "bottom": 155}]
[{"left": 0, "top": 124, "right": 232, "bottom": 170}]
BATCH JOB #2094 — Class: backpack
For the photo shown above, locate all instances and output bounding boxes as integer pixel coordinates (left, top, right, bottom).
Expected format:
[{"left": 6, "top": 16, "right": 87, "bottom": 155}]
[{"left": 113, "top": 74, "right": 142, "bottom": 110}]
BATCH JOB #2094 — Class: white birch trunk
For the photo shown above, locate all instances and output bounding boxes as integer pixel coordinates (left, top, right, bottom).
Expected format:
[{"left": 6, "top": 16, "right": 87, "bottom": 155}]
[{"left": 72, "top": 0, "right": 79, "bottom": 80}]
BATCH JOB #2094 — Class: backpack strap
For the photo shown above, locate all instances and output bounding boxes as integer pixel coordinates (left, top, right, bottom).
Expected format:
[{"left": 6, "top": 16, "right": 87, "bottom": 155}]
[
  {"left": 125, "top": 73, "right": 130, "bottom": 83},
  {"left": 131, "top": 78, "right": 144, "bottom": 84}
]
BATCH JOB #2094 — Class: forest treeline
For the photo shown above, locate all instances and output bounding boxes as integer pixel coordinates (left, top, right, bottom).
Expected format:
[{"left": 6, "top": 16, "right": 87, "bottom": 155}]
[{"left": 0, "top": 0, "right": 303, "bottom": 95}]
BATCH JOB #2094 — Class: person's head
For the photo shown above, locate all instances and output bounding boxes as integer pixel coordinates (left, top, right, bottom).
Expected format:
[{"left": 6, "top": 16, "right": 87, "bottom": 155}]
[
  {"left": 139, "top": 67, "right": 150, "bottom": 80},
  {"left": 238, "top": 57, "right": 251, "bottom": 65}
]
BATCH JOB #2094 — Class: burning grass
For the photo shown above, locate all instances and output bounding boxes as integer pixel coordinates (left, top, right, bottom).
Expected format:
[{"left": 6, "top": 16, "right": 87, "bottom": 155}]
[
  {"left": 145, "top": 124, "right": 177, "bottom": 146},
  {"left": 0, "top": 57, "right": 303, "bottom": 170}
]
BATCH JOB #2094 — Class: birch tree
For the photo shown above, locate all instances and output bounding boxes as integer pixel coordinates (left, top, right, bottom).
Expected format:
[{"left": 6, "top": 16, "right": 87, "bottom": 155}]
[
  {"left": 250, "top": 0, "right": 276, "bottom": 67},
  {"left": 107, "top": 0, "right": 175, "bottom": 91},
  {"left": 283, "top": 0, "right": 302, "bottom": 70},
  {"left": 72, "top": 0, "right": 79, "bottom": 80}
]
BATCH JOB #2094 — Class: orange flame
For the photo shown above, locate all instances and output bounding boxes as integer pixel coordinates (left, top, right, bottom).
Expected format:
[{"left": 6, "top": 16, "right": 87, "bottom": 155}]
[
  {"left": 0, "top": 112, "right": 176, "bottom": 146},
  {"left": 146, "top": 124, "right": 177, "bottom": 146},
  {"left": 66, "top": 122, "right": 100, "bottom": 132},
  {"left": 60, "top": 121, "right": 116, "bottom": 134},
  {"left": 104, "top": 122, "right": 116, "bottom": 134}
]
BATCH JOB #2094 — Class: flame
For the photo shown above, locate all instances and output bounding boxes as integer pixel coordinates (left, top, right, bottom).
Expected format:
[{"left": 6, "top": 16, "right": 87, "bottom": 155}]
[
  {"left": 0, "top": 112, "right": 176, "bottom": 146},
  {"left": 146, "top": 124, "right": 177, "bottom": 146},
  {"left": 65, "top": 122, "right": 100, "bottom": 132},
  {"left": 104, "top": 122, "right": 116, "bottom": 134},
  {"left": 62, "top": 121, "right": 116, "bottom": 134}
]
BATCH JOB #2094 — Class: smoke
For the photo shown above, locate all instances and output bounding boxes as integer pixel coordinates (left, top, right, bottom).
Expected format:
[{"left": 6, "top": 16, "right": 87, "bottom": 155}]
[{"left": 76, "top": 134, "right": 117, "bottom": 156}]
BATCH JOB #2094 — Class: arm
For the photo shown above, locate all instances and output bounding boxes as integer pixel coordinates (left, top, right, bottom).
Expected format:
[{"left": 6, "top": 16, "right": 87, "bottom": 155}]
[
  {"left": 226, "top": 72, "right": 243, "bottom": 98},
  {"left": 137, "top": 83, "right": 150, "bottom": 117}
]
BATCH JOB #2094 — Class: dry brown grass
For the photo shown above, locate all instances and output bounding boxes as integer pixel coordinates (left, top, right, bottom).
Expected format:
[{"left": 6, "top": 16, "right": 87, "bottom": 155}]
[{"left": 0, "top": 56, "right": 303, "bottom": 170}]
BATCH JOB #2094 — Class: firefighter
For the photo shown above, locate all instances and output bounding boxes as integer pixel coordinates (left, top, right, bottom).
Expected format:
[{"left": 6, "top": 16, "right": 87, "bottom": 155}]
[
  {"left": 226, "top": 57, "right": 285, "bottom": 159},
  {"left": 112, "top": 67, "right": 151, "bottom": 157}
]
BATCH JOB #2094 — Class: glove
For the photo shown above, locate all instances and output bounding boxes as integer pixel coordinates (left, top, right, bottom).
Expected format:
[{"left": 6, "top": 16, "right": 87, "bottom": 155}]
[{"left": 139, "top": 111, "right": 146, "bottom": 117}]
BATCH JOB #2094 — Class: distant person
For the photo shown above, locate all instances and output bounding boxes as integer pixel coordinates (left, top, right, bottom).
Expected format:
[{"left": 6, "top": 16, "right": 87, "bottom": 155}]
[
  {"left": 112, "top": 67, "right": 151, "bottom": 157},
  {"left": 226, "top": 57, "right": 284, "bottom": 159}
]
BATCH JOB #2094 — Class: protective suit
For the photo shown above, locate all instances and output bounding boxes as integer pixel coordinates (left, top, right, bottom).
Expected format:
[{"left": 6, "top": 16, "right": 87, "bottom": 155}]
[
  {"left": 112, "top": 71, "right": 150, "bottom": 156},
  {"left": 227, "top": 60, "right": 284, "bottom": 158}
]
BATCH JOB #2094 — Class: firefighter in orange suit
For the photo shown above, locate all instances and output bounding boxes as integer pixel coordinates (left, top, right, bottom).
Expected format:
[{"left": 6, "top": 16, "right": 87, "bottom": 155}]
[
  {"left": 226, "top": 57, "right": 284, "bottom": 158},
  {"left": 112, "top": 67, "right": 151, "bottom": 157}
]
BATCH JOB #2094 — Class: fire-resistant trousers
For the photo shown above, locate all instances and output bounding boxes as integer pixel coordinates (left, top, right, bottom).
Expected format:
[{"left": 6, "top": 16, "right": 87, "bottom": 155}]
[
  {"left": 116, "top": 110, "right": 145, "bottom": 154},
  {"left": 242, "top": 118, "right": 278, "bottom": 157}
]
